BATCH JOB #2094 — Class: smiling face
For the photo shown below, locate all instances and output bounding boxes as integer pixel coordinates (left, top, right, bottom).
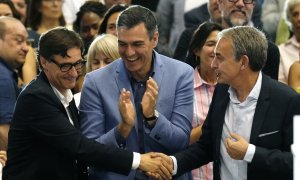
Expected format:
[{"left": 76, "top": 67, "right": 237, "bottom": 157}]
[
  {"left": 211, "top": 37, "right": 242, "bottom": 85},
  {"left": 41, "top": 48, "right": 83, "bottom": 94},
  {"left": 117, "top": 23, "right": 158, "bottom": 80},
  {"left": 218, "top": 0, "right": 255, "bottom": 28},
  {"left": 0, "top": 19, "right": 28, "bottom": 69},
  {"left": 195, "top": 30, "right": 219, "bottom": 75}
]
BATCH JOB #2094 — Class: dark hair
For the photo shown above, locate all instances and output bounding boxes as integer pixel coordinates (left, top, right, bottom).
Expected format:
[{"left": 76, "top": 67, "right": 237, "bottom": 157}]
[
  {"left": 26, "top": 0, "right": 65, "bottom": 31},
  {"left": 0, "top": 0, "right": 21, "bottom": 20},
  {"left": 73, "top": 1, "right": 106, "bottom": 33},
  {"left": 186, "top": 22, "right": 223, "bottom": 68},
  {"left": 98, "top": 4, "right": 128, "bottom": 35},
  {"left": 37, "top": 27, "right": 84, "bottom": 68},
  {"left": 117, "top": 5, "right": 157, "bottom": 39}
]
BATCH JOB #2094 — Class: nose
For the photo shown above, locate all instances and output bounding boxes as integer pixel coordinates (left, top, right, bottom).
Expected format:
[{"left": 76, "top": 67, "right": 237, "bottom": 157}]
[
  {"left": 99, "top": 61, "right": 107, "bottom": 69},
  {"left": 235, "top": 0, "right": 245, "bottom": 8},
  {"left": 125, "top": 45, "right": 135, "bottom": 57},
  {"left": 211, "top": 56, "right": 218, "bottom": 69},
  {"left": 68, "top": 66, "right": 79, "bottom": 77}
]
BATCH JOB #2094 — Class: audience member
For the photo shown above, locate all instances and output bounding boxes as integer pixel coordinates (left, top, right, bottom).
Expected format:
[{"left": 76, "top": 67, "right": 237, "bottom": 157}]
[
  {"left": 79, "top": 5, "right": 193, "bottom": 180},
  {"left": 10, "top": 0, "right": 27, "bottom": 24},
  {"left": 0, "top": 0, "right": 20, "bottom": 19},
  {"left": 156, "top": 0, "right": 185, "bottom": 56},
  {"left": 73, "top": 1, "right": 106, "bottom": 55},
  {"left": 98, "top": 4, "right": 128, "bottom": 36},
  {"left": 278, "top": 0, "right": 300, "bottom": 84},
  {"left": 261, "top": 0, "right": 285, "bottom": 41},
  {"left": 156, "top": 25, "right": 298, "bottom": 180},
  {"left": 74, "top": 34, "right": 120, "bottom": 107},
  {"left": 2, "top": 26, "right": 172, "bottom": 180},
  {"left": 187, "top": 22, "right": 223, "bottom": 180},
  {"left": 26, "top": 0, "right": 65, "bottom": 48},
  {"left": 0, "top": 17, "right": 28, "bottom": 151},
  {"left": 174, "top": 0, "right": 222, "bottom": 63}
]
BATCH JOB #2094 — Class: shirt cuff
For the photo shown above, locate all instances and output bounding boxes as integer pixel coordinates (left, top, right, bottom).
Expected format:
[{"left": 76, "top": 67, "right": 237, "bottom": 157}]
[
  {"left": 114, "top": 127, "right": 126, "bottom": 148},
  {"left": 243, "top": 144, "right": 256, "bottom": 162},
  {"left": 169, "top": 156, "right": 177, "bottom": 175},
  {"left": 132, "top": 152, "right": 140, "bottom": 170}
]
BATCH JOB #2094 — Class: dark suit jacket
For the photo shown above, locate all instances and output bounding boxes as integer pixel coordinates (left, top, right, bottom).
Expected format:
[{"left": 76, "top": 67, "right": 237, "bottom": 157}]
[
  {"left": 174, "top": 74, "right": 299, "bottom": 180},
  {"left": 3, "top": 72, "right": 133, "bottom": 180}
]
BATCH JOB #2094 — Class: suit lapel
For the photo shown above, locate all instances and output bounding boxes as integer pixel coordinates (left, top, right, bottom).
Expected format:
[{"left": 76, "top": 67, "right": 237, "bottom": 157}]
[
  {"left": 250, "top": 75, "right": 271, "bottom": 144},
  {"left": 214, "top": 85, "right": 230, "bottom": 156},
  {"left": 68, "top": 99, "right": 80, "bottom": 128},
  {"left": 152, "top": 51, "right": 164, "bottom": 89}
]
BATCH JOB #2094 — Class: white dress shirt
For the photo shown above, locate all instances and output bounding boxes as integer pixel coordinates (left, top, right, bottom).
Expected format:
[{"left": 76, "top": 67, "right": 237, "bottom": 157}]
[
  {"left": 50, "top": 85, "right": 141, "bottom": 169},
  {"left": 220, "top": 72, "right": 262, "bottom": 180}
]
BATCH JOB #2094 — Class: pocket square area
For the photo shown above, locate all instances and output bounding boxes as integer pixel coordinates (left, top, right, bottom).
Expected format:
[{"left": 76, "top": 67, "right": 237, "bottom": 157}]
[{"left": 258, "top": 130, "right": 279, "bottom": 137}]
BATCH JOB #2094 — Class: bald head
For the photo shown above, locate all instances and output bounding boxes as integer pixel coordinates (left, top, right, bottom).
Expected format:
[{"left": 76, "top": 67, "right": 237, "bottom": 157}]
[
  {"left": 0, "top": 16, "right": 24, "bottom": 39},
  {"left": 0, "top": 16, "right": 28, "bottom": 68}
]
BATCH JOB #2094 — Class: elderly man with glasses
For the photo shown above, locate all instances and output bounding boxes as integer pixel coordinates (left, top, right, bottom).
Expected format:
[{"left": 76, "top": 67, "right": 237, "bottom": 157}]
[{"left": 2, "top": 27, "right": 172, "bottom": 180}]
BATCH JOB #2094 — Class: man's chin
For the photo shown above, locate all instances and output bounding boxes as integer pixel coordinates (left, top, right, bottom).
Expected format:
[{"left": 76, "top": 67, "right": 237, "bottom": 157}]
[{"left": 230, "top": 18, "right": 248, "bottom": 26}]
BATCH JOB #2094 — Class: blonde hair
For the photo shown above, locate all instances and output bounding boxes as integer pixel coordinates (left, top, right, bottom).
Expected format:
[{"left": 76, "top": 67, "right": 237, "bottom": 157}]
[{"left": 86, "top": 34, "right": 120, "bottom": 72}]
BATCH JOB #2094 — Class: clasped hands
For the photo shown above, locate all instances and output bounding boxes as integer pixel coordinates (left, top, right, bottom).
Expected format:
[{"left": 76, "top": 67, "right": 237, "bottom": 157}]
[{"left": 140, "top": 152, "right": 173, "bottom": 180}]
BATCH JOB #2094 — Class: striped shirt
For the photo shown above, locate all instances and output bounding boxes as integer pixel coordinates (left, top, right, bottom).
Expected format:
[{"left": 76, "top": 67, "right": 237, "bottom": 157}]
[{"left": 192, "top": 67, "right": 215, "bottom": 180}]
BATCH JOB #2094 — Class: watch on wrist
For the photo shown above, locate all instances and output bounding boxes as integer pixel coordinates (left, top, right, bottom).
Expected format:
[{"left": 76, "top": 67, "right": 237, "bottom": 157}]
[{"left": 144, "top": 110, "right": 159, "bottom": 121}]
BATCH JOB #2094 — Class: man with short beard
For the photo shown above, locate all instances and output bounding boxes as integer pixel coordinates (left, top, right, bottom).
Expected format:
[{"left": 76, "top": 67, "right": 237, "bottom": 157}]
[{"left": 218, "top": 0, "right": 279, "bottom": 80}]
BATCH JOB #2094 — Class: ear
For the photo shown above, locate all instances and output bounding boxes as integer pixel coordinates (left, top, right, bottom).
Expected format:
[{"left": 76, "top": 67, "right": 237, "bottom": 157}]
[
  {"left": 152, "top": 31, "right": 159, "bottom": 48},
  {"left": 240, "top": 55, "right": 249, "bottom": 70},
  {"left": 40, "top": 56, "right": 48, "bottom": 71}
]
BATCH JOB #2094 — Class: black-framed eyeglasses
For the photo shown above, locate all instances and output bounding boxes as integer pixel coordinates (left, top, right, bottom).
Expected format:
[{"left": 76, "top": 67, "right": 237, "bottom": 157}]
[
  {"left": 50, "top": 58, "right": 86, "bottom": 72},
  {"left": 228, "top": 0, "right": 255, "bottom": 4}
]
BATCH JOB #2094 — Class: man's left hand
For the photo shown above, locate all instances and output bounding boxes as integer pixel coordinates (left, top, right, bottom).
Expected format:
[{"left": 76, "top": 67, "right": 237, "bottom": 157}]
[
  {"left": 225, "top": 132, "right": 249, "bottom": 160},
  {"left": 142, "top": 77, "right": 158, "bottom": 118}
]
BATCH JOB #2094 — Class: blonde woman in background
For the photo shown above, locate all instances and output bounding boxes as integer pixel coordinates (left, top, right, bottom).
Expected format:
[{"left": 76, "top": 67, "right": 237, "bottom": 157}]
[{"left": 74, "top": 34, "right": 120, "bottom": 106}]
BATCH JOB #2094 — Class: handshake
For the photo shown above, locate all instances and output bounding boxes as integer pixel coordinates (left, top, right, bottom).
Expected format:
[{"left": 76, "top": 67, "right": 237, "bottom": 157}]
[{"left": 139, "top": 152, "right": 174, "bottom": 180}]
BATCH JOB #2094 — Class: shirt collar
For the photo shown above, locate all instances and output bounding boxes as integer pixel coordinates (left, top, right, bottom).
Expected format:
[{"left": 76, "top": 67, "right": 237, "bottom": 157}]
[
  {"left": 228, "top": 71, "right": 262, "bottom": 104},
  {"left": 50, "top": 84, "right": 73, "bottom": 108},
  {"left": 284, "top": 35, "right": 300, "bottom": 48},
  {"left": 194, "top": 66, "right": 216, "bottom": 89}
]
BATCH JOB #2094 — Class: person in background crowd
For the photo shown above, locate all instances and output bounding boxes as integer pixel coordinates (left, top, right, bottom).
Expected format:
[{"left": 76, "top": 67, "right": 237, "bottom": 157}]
[
  {"left": 0, "top": 16, "right": 28, "bottom": 178},
  {"left": 26, "top": 0, "right": 65, "bottom": 48},
  {"left": 98, "top": 4, "right": 128, "bottom": 36},
  {"left": 74, "top": 34, "right": 120, "bottom": 107},
  {"left": 73, "top": 1, "right": 106, "bottom": 56},
  {"left": 187, "top": 21, "right": 223, "bottom": 180},
  {"left": 11, "top": 0, "right": 27, "bottom": 24},
  {"left": 278, "top": 0, "right": 300, "bottom": 84}
]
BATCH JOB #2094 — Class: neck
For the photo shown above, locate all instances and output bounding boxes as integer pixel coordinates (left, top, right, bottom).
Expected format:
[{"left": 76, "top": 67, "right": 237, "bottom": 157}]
[
  {"left": 37, "top": 17, "right": 60, "bottom": 34},
  {"left": 199, "top": 67, "right": 216, "bottom": 84},
  {"left": 231, "top": 72, "right": 259, "bottom": 102}
]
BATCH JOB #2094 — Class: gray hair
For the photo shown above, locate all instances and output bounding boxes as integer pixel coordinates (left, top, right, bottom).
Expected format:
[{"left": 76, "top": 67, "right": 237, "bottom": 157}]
[
  {"left": 283, "top": 0, "right": 300, "bottom": 29},
  {"left": 217, "top": 26, "right": 268, "bottom": 71},
  {"left": 116, "top": 5, "right": 158, "bottom": 39}
]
